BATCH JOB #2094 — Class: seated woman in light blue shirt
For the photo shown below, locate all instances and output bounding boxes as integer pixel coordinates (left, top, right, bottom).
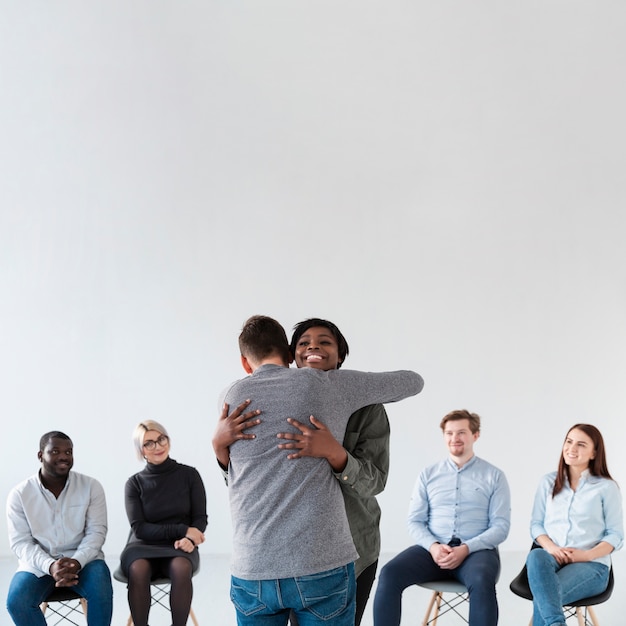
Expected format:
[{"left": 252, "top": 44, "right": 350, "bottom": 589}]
[{"left": 527, "top": 423, "right": 623, "bottom": 626}]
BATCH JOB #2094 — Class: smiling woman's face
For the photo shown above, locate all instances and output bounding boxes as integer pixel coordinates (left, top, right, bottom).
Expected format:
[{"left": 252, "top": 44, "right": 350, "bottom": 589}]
[
  {"left": 142, "top": 430, "right": 170, "bottom": 465},
  {"left": 563, "top": 428, "right": 596, "bottom": 471},
  {"left": 294, "top": 326, "right": 341, "bottom": 372}
]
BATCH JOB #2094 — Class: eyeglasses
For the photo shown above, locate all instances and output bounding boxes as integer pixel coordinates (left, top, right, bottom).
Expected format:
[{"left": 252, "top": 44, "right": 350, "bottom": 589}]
[{"left": 143, "top": 434, "right": 169, "bottom": 450}]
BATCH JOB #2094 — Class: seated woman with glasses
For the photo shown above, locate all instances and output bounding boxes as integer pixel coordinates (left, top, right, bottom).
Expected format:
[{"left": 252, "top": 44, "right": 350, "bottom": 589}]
[
  {"left": 119, "top": 420, "right": 208, "bottom": 626},
  {"left": 526, "top": 423, "right": 623, "bottom": 626}
]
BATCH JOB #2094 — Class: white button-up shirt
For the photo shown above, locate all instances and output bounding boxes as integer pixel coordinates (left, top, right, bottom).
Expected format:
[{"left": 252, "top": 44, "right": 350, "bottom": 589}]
[{"left": 7, "top": 471, "right": 108, "bottom": 577}]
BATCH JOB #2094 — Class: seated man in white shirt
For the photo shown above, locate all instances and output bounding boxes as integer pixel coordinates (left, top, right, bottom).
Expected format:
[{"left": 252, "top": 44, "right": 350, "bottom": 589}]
[
  {"left": 6, "top": 431, "right": 113, "bottom": 626},
  {"left": 373, "top": 410, "right": 510, "bottom": 626}
]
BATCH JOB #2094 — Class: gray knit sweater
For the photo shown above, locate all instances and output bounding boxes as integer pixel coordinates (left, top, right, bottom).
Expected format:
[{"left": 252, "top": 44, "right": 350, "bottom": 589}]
[{"left": 222, "top": 364, "right": 423, "bottom": 580}]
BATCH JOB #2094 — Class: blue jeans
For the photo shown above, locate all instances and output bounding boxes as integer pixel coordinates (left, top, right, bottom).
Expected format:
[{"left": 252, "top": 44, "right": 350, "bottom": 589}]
[
  {"left": 373, "top": 545, "right": 500, "bottom": 626},
  {"left": 6, "top": 559, "right": 113, "bottom": 626},
  {"left": 526, "top": 548, "right": 609, "bottom": 626},
  {"left": 231, "top": 563, "right": 356, "bottom": 625}
]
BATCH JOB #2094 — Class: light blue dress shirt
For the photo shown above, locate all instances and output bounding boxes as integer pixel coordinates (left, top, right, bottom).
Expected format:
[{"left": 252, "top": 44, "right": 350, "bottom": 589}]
[
  {"left": 407, "top": 455, "right": 511, "bottom": 553},
  {"left": 530, "top": 470, "right": 624, "bottom": 567}
]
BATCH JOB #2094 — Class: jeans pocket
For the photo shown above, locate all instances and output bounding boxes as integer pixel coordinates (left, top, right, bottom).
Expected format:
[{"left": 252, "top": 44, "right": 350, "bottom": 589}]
[
  {"left": 231, "top": 576, "right": 267, "bottom": 616},
  {"left": 294, "top": 565, "right": 352, "bottom": 620}
]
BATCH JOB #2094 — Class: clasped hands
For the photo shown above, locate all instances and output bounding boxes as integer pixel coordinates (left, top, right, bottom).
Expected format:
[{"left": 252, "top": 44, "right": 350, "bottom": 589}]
[
  {"left": 430, "top": 542, "right": 470, "bottom": 570},
  {"left": 50, "top": 557, "right": 81, "bottom": 587},
  {"left": 546, "top": 545, "right": 588, "bottom": 565}
]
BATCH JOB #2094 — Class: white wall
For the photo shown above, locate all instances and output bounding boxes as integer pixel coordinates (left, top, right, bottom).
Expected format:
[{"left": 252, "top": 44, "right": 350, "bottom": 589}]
[{"left": 1, "top": 2, "right": 625, "bottom": 563}]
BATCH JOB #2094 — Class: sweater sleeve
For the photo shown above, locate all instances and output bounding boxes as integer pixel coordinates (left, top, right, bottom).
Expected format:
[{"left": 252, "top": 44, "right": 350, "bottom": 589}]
[
  {"left": 124, "top": 475, "right": 187, "bottom": 542},
  {"left": 188, "top": 467, "right": 208, "bottom": 532}
]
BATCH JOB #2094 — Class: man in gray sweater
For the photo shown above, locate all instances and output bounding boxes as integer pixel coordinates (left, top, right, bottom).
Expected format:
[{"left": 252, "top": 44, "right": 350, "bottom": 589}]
[{"left": 220, "top": 315, "right": 424, "bottom": 626}]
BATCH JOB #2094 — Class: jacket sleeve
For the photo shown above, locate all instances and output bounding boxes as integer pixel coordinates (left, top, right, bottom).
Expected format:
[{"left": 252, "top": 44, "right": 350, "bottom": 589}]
[{"left": 333, "top": 404, "right": 390, "bottom": 498}]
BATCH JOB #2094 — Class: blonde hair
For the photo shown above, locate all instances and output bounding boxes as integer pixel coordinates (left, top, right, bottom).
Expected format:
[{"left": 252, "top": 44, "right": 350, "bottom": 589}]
[{"left": 132, "top": 420, "right": 169, "bottom": 461}]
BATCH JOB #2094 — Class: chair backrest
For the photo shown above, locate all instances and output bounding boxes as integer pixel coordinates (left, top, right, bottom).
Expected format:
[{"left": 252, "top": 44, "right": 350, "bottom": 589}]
[{"left": 509, "top": 563, "right": 532, "bottom": 601}]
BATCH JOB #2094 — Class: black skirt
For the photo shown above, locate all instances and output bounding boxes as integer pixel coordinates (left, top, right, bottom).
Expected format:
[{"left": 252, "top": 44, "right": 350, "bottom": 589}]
[{"left": 120, "top": 541, "right": 200, "bottom": 577}]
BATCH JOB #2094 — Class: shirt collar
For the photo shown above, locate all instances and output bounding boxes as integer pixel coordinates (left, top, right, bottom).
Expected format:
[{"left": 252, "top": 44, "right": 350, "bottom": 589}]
[{"left": 446, "top": 454, "right": 477, "bottom": 471}]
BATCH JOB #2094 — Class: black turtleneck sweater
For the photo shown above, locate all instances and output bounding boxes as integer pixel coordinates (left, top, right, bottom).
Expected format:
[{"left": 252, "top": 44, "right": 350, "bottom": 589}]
[{"left": 120, "top": 457, "right": 207, "bottom": 572}]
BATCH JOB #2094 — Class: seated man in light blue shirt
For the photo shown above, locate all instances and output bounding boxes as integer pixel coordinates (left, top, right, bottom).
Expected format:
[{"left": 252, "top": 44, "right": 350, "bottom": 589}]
[
  {"left": 373, "top": 409, "right": 510, "bottom": 626},
  {"left": 6, "top": 431, "right": 113, "bottom": 626}
]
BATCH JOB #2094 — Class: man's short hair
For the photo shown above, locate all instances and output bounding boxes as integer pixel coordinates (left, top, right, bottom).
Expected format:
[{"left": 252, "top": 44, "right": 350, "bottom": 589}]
[
  {"left": 39, "top": 431, "right": 72, "bottom": 452},
  {"left": 290, "top": 318, "right": 350, "bottom": 368},
  {"left": 440, "top": 409, "right": 481, "bottom": 434},
  {"left": 239, "top": 315, "right": 291, "bottom": 364}
]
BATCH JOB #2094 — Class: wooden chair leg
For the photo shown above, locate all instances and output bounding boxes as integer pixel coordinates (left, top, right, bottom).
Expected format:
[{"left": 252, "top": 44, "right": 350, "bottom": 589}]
[
  {"left": 576, "top": 606, "right": 585, "bottom": 626},
  {"left": 431, "top": 592, "right": 443, "bottom": 626},
  {"left": 422, "top": 591, "right": 440, "bottom": 626},
  {"left": 189, "top": 605, "right": 200, "bottom": 626},
  {"left": 587, "top": 605, "right": 600, "bottom": 625}
]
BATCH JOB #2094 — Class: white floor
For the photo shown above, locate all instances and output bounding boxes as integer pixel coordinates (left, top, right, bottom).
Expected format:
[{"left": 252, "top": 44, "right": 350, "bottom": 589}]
[{"left": 1, "top": 551, "right": 624, "bottom": 625}]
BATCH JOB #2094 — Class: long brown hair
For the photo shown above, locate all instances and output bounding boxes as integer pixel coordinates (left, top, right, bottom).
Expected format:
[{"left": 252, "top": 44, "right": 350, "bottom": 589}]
[{"left": 552, "top": 423, "right": 613, "bottom": 497}]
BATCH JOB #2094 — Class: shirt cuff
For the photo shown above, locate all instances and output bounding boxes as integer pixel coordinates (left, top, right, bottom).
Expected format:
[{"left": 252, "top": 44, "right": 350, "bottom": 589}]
[{"left": 333, "top": 452, "right": 358, "bottom": 486}]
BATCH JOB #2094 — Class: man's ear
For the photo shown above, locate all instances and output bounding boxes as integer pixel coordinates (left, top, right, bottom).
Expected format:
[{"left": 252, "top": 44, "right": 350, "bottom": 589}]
[{"left": 241, "top": 355, "right": 254, "bottom": 374}]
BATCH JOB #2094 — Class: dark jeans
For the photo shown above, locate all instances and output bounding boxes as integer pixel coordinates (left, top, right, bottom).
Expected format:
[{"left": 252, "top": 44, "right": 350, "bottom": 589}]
[{"left": 373, "top": 545, "right": 500, "bottom": 626}]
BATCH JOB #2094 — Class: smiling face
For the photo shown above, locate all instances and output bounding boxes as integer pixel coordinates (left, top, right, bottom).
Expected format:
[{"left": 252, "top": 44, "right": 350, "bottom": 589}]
[
  {"left": 142, "top": 429, "right": 170, "bottom": 465},
  {"left": 563, "top": 427, "right": 596, "bottom": 472},
  {"left": 443, "top": 418, "right": 479, "bottom": 466},
  {"left": 294, "top": 326, "right": 342, "bottom": 371},
  {"left": 39, "top": 436, "right": 74, "bottom": 480}
]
